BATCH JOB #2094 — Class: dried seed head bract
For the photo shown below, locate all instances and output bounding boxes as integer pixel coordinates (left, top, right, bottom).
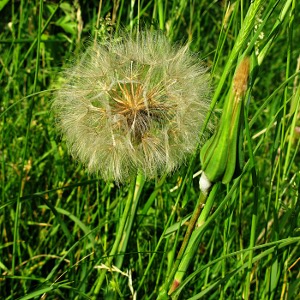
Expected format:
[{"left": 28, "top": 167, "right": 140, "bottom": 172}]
[{"left": 52, "top": 31, "right": 211, "bottom": 182}]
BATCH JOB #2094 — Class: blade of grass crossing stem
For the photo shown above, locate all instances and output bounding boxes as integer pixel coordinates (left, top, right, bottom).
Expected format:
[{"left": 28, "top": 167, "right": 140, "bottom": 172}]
[
  {"left": 91, "top": 175, "right": 136, "bottom": 299},
  {"left": 170, "top": 192, "right": 207, "bottom": 288},
  {"left": 168, "top": 184, "right": 220, "bottom": 298},
  {"left": 156, "top": 192, "right": 206, "bottom": 299}
]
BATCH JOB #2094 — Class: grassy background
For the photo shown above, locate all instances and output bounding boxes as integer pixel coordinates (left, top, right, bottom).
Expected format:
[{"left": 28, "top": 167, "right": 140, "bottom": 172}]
[{"left": 1, "top": 0, "right": 300, "bottom": 299}]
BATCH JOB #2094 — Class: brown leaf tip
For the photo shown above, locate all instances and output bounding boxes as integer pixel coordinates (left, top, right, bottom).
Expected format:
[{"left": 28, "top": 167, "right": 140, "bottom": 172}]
[{"left": 233, "top": 56, "right": 250, "bottom": 97}]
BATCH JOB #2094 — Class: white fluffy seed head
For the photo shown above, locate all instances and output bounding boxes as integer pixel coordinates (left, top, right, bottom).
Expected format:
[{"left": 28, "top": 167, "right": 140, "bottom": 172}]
[{"left": 52, "top": 30, "right": 211, "bottom": 182}]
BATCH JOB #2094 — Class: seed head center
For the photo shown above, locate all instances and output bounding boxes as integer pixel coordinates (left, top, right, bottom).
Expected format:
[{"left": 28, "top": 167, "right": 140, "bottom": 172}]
[{"left": 109, "top": 81, "right": 168, "bottom": 142}]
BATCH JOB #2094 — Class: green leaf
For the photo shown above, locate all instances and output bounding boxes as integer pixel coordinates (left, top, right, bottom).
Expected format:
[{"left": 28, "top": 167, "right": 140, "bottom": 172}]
[{"left": 0, "top": 0, "right": 10, "bottom": 12}]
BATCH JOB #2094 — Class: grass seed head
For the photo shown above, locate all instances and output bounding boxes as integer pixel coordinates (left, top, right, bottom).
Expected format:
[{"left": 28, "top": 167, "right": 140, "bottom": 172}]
[{"left": 52, "top": 30, "right": 211, "bottom": 182}]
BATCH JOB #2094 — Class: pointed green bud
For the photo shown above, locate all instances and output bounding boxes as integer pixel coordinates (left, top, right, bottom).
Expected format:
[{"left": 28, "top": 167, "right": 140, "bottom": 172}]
[{"left": 200, "top": 57, "right": 250, "bottom": 187}]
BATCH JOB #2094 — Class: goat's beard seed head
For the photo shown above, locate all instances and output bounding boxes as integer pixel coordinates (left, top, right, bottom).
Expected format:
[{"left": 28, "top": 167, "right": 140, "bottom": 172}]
[{"left": 52, "top": 31, "right": 211, "bottom": 182}]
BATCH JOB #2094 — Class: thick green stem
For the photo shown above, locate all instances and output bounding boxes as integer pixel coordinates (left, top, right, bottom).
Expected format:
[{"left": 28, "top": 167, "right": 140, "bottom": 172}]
[
  {"left": 168, "top": 183, "right": 219, "bottom": 298},
  {"left": 157, "top": 191, "right": 208, "bottom": 299},
  {"left": 91, "top": 176, "right": 137, "bottom": 299},
  {"left": 115, "top": 172, "right": 146, "bottom": 269}
]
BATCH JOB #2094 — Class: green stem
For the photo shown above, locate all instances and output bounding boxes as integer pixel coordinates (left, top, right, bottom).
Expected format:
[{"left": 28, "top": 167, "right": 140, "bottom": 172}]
[
  {"left": 158, "top": 191, "right": 207, "bottom": 298},
  {"left": 168, "top": 183, "right": 219, "bottom": 298},
  {"left": 157, "top": 0, "right": 165, "bottom": 30},
  {"left": 91, "top": 176, "right": 137, "bottom": 299},
  {"left": 115, "top": 172, "right": 146, "bottom": 269}
]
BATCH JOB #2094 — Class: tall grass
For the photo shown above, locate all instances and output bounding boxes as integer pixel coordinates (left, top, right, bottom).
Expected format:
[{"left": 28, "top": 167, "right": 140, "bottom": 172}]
[{"left": 0, "top": 0, "right": 299, "bottom": 299}]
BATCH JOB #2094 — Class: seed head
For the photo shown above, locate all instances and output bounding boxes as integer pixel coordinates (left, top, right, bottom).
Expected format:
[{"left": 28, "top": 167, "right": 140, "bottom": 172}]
[{"left": 52, "top": 31, "right": 211, "bottom": 182}]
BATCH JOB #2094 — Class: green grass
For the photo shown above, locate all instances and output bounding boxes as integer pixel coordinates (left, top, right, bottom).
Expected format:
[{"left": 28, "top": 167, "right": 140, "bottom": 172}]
[{"left": 1, "top": 0, "right": 300, "bottom": 299}]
